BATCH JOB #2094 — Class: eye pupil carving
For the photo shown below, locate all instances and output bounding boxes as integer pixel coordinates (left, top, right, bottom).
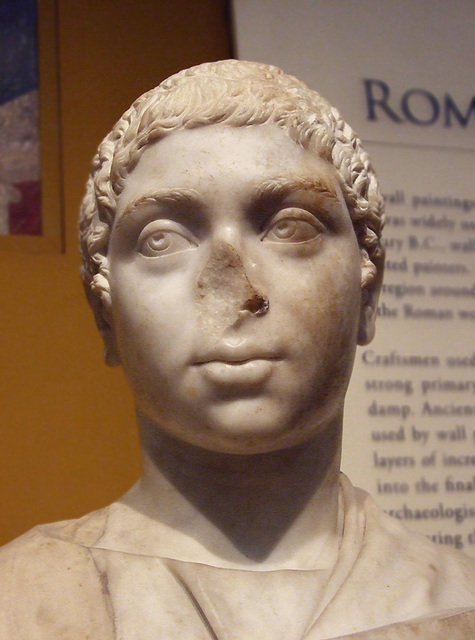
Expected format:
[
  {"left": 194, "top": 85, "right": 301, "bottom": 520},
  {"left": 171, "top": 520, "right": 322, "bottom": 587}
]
[
  {"left": 274, "top": 220, "right": 297, "bottom": 239},
  {"left": 148, "top": 232, "right": 170, "bottom": 252}
]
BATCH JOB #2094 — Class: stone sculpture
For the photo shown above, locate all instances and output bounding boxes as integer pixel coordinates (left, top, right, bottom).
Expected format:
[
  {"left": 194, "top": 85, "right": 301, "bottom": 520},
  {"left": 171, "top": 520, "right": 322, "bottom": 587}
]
[{"left": 1, "top": 60, "right": 474, "bottom": 639}]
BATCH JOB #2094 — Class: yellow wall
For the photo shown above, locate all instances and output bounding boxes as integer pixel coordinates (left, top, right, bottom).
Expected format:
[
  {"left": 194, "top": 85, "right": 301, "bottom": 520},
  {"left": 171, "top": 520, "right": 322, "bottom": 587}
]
[{"left": 0, "top": 0, "right": 232, "bottom": 546}]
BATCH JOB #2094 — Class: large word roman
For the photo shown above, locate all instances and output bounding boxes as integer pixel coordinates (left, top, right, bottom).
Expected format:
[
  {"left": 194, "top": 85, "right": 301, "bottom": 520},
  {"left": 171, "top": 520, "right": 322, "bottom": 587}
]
[{"left": 363, "top": 79, "right": 475, "bottom": 128}]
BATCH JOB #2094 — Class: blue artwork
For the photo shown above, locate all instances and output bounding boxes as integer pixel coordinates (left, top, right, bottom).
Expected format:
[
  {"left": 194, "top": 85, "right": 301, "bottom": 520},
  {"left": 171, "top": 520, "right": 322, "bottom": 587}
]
[{"left": 0, "top": 0, "right": 41, "bottom": 235}]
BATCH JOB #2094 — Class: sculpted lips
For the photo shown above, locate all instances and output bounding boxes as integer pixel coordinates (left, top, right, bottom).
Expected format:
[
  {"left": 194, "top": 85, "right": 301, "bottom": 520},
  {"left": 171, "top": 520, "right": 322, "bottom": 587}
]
[{"left": 192, "top": 344, "right": 282, "bottom": 388}]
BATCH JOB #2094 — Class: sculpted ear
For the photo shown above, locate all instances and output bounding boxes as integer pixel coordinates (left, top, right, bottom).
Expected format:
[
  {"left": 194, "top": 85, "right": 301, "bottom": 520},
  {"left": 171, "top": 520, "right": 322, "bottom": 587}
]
[
  {"left": 358, "top": 248, "right": 385, "bottom": 346},
  {"left": 82, "top": 271, "right": 121, "bottom": 367}
]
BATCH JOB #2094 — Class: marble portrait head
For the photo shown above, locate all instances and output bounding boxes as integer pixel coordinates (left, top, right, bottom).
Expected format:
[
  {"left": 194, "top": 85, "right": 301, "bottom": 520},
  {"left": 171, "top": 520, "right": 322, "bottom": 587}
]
[{"left": 78, "top": 59, "right": 385, "bottom": 455}]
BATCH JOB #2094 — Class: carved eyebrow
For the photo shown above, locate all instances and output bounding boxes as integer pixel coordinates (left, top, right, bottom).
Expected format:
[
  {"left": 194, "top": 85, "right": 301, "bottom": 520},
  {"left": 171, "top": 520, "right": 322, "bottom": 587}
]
[
  {"left": 116, "top": 187, "right": 202, "bottom": 230},
  {"left": 252, "top": 177, "right": 340, "bottom": 204}
]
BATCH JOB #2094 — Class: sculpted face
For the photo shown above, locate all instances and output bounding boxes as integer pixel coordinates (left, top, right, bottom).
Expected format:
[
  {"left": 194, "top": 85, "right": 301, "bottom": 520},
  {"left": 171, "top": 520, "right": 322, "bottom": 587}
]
[{"left": 105, "top": 124, "right": 366, "bottom": 454}]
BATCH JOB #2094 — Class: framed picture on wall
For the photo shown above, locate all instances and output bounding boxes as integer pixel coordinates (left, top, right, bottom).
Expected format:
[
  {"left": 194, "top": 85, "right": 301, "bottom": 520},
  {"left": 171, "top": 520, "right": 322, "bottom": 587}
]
[{"left": 0, "top": 0, "right": 62, "bottom": 253}]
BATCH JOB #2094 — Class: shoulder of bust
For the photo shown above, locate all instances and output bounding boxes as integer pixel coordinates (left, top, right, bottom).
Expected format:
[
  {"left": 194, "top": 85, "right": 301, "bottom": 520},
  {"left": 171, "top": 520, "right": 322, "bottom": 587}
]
[
  {"left": 353, "top": 486, "right": 475, "bottom": 611},
  {"left": 0, "top": 507, "right": 115, "bottom": 640},
  {"left": 337, "top": 607, "right": 475, "bottom": 639}
]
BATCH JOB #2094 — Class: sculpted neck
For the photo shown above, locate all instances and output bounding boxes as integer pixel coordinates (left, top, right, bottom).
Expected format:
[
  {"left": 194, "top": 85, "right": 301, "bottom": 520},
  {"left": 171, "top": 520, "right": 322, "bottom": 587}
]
[{"left": 132, "top": 414, "right": 343, "bottom": 568}]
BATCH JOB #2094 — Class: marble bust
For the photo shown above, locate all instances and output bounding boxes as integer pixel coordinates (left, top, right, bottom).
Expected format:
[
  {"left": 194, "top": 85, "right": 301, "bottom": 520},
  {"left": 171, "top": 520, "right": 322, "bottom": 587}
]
[{"left": 1, "top": 60, "right": 474, "bottom": 639}]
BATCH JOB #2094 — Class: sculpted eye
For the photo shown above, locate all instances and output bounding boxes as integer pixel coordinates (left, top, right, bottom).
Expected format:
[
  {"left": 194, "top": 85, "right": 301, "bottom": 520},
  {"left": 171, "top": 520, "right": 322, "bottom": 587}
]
[
  {"left": 262, "top": 209, "right": 325, "bottom": 244},
  {"left": 137, "top": 221, "right": 197, "bottom": 257}
]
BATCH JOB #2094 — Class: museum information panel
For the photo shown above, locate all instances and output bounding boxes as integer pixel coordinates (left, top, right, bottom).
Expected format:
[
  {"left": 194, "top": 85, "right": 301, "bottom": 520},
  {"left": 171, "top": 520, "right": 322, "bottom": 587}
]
[{"left": 233, "top": 0, "right": 475, "bottom": 555}]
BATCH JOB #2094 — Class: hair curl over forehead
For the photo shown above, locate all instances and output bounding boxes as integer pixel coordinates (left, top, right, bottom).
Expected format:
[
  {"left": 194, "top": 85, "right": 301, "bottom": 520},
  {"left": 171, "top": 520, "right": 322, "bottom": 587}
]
[{"left": 79, "top": 60, "right": 384, "bottom": 305}]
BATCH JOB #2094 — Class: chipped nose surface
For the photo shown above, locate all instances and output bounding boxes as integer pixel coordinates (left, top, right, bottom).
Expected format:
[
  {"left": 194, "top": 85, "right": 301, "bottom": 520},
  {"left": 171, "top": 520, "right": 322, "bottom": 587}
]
[{"left": 196, "top": 240, "right": 268, "bottom": 336}]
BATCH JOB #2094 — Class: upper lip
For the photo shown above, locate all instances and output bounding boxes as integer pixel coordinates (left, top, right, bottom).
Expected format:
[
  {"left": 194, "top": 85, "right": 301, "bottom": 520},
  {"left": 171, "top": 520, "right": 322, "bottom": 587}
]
[{"left": 192, "top": 342, "right": 282, "bottom": 365}]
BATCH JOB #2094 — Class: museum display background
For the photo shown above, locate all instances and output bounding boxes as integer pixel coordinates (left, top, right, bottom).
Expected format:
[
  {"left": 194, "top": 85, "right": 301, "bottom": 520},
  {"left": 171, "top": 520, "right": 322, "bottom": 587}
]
[{"left": 0, "top": 0, "right": 232, "bottom": 546}]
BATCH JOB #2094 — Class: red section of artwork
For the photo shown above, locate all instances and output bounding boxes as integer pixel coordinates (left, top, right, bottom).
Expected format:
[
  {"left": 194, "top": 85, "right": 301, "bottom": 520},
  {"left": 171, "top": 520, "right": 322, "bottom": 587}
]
[{"left": 9, "top": 180, "right": 42, "bottom": 235}]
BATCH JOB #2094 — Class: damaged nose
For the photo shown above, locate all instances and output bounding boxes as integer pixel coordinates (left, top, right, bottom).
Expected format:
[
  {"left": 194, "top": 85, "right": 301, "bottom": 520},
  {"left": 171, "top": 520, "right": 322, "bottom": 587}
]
[
  {"left": 241, "top": 292, "right": 269, "bottom": 316},
  {"left": 196, "top": 240, "right": 268, "bottom": 335}
]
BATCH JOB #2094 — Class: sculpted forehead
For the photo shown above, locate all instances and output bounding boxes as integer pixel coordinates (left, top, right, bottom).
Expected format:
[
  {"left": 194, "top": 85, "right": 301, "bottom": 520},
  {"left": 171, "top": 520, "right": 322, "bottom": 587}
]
[{"left": 115, "top": 124, "right": 344, "bottom": 220}]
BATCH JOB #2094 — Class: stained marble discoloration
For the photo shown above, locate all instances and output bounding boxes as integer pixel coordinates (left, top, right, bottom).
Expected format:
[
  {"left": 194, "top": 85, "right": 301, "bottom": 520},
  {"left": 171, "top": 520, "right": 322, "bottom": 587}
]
[{"left": 196, "top": 239, "right": 269, "bottom": 336}]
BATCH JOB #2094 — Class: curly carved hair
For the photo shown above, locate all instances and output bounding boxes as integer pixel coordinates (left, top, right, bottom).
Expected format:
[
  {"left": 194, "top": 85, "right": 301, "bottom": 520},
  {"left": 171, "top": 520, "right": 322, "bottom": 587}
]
[{"left": 79, "top": 60, "right": 385, "bottom": 305}]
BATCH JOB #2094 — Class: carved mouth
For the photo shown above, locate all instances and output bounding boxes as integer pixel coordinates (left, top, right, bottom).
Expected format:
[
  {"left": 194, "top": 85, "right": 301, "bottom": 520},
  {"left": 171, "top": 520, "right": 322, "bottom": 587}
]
[
  {"left": 194, "top": 357, "right": 280, "bottom": 387},
  {"left": 196, "top": 355, "right": 280, "bottom": 365},
  {"left": 192, "top": 342, "right": 282, "bottom": 366}
]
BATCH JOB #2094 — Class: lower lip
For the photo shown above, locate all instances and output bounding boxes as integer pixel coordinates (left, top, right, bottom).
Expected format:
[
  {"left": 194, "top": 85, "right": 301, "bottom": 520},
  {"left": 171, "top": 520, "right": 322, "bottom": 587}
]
[{"left": 197, "top": 359, "right": 276, "bottom": 387}]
